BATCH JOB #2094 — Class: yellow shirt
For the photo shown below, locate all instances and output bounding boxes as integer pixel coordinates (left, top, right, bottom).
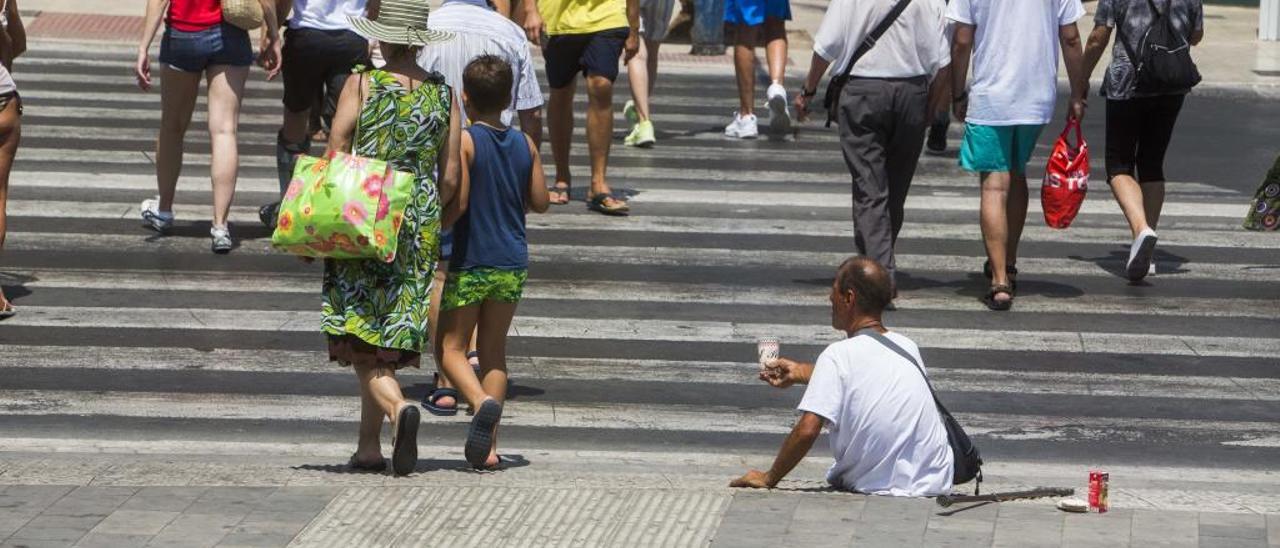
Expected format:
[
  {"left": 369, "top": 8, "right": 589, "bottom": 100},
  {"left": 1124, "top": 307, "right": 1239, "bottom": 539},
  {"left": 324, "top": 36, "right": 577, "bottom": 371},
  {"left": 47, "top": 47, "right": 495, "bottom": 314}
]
[{"left": 539, "top": 0, "right": 628, "bottom": 35}]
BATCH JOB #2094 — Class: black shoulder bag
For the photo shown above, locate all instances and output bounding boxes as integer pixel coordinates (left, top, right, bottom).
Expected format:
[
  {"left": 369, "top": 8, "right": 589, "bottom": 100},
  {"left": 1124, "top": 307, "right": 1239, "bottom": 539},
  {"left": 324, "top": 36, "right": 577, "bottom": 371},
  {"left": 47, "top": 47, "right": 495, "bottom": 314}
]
[
  {"left": 1118, "top": 0, "right": 1201, "bottom": 94},
  {"left": 856, "top": 328, "right": 984, "bottom": 492},
  {"left": 822, "top": 0, "right": 913, "bottom": 128}
]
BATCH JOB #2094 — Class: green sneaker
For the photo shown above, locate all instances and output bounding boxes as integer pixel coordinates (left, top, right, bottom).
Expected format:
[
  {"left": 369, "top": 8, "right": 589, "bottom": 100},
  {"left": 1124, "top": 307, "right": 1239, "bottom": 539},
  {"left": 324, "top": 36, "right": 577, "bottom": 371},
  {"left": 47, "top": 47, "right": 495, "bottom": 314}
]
[
  {"left": 623, "top": 100, "right": 638, "bottom": 124},
  {"left": 624, "top": 120, "right": 656, "bottom": 148}
]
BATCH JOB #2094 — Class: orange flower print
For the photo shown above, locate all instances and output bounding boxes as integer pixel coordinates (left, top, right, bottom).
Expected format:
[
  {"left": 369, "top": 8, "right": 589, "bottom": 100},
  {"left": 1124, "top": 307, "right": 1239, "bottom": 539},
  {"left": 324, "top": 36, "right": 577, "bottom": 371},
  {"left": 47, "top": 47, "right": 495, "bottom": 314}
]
[
  {"left": 304, "top": 225, "right": 316, "bottom": 236},
  {"left": 309, "top": 238, "right": 336, "bottom": 253},
  {"left": 376, "top": 192, "right": 390, "bottom": 221},
  {"left": 301, "top": 203, "right": 313, "bottom": 217},
  {"left": 278, "top": 211, "right": 294, "bottom": 232},
  {"left": 392, "top": 213, "right": 403, "bottom": 232},
  {"left": 373, "top": 230, "right": 388, "bottom": 248},
  {"left": 332, "top": 233, "right": 356, "bottom": 251},
  {"left": 356, "top": 235, "right": 370, "bottom": 247},
  {"left": 343, "top": 200, "right": 369, "bottom": 226},
  {"left": 362, "top": 173, "right": 384, "bottom": 198}
]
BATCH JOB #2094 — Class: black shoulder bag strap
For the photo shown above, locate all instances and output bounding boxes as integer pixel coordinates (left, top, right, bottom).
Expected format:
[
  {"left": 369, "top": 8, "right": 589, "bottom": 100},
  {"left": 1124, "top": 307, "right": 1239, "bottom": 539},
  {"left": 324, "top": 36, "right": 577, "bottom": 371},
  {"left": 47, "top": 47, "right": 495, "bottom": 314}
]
[{"left": 822, "top": 0, "right": 913, "bottom": 128}]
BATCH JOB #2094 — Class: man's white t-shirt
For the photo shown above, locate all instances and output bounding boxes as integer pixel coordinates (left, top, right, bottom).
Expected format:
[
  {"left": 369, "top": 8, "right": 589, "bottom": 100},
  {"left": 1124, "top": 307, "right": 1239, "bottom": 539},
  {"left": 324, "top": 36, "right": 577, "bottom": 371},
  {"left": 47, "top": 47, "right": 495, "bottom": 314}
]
[
  {"left": 289, "top": 0, "right": 368, "bottom": 31},
  {"left": 946, "top": 0, "right": 1085, "bottom": 126},
  {"left": 813, "top": 0, "right": 951, "bottom": 79},
  {"left": 798, "top": 332, "right": 953, "bottom": 497}
]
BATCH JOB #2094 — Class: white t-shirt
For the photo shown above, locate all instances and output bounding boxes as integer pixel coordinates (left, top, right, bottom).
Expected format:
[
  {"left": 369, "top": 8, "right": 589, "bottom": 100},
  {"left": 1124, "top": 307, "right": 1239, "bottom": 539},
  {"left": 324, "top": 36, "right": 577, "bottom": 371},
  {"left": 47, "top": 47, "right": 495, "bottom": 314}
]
[
  {"left": 419, "top": 1, "right": 545, "bottom": 127},
  {"left": 946, "top": 0, "right": 1085, "bottom": 126},
  {"left": 814, "top": 0, "right": 951, "bottom": 79},
  {"left": 290, "top": 0, "right": 368, "bottom": 31},
  {"left": 798, "top": 332, "right": 953, "bottom": 497}
]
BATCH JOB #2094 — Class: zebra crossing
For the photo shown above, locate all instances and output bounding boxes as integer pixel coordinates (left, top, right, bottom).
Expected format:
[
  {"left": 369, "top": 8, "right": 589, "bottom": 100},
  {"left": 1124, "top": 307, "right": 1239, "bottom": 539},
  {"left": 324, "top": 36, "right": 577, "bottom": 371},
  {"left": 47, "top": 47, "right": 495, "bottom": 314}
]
[{"left": 1, "top": 41, "right": 1279, "bottom": 514}]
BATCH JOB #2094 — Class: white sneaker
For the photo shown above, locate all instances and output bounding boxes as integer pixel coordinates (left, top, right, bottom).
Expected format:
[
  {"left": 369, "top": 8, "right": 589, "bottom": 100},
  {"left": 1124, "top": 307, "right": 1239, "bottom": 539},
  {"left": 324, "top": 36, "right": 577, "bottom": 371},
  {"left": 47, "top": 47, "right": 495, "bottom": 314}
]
[
  {"left": 724, "top": 112, "right": 759, "bottom": 139},
  {"left": 1126, "top": 228, "right": 1158, "bottom": 282},
  {"left": 766, "top": 83, "right": 791, "bottom": 134},
  {"left": 140, "top": 197, "right": 174, "bottom": 234},
  {"left": 210, "top": 225, "right": 233, "bottom": 254}
]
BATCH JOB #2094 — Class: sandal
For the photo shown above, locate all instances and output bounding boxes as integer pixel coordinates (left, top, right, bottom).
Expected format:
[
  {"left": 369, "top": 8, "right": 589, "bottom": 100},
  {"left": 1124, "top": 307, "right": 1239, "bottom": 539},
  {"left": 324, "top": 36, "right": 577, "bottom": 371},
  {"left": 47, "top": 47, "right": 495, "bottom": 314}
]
[
  {"left": 0, "top": 301, "right": 14, "bottom": 319},
  {"left": 587, "top": 193, "right": 630, "bottom": 216},
  {"left": 548, "top": 182, "right": 571, "bottom": 205},
  {"left": 465, "top": 399, "right": 503, "bottom": 469},
  {"left": 423, "top": 373, "right": 459, "bottom": 417},
  {"left": 348, "top": 453, "right": 387, "bottom": 472},
  {"left": 983, "top": 260, "right": 1018, "bottom": 291},
  {"left": 984, "top": 284, "right": 1014, "bottom": 311},
  {"left": 391, "top": 404, "right": 420, "bottom": 476}
]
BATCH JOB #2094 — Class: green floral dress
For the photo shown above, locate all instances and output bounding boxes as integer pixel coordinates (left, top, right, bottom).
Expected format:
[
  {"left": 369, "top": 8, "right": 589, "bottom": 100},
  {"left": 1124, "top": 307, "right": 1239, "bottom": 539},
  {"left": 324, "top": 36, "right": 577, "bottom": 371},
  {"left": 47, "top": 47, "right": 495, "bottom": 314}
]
[{"left": 322, "top": 69, "right": 451, "bottom": 358}]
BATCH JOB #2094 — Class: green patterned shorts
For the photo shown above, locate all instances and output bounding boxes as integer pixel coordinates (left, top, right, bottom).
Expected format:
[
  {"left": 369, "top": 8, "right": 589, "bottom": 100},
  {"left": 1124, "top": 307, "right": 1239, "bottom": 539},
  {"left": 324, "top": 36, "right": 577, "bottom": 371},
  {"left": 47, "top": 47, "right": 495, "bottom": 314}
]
[{"left": 440, "top": 267, "right": 528, "bottom": 311}]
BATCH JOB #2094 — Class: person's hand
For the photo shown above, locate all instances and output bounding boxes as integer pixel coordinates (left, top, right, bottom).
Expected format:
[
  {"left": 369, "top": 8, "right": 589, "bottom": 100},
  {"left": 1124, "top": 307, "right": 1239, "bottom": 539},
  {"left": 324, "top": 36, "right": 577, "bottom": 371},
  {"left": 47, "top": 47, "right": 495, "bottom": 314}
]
[
  {"left": 759, "top": 357, "right": 805, "bottom": 389},
  {"left": 134, "top": 48, "right": 152, "bottom": 91},
  {"left": 793, "top": 92, "right": 811, "bottom": 123},
  {"left": 523, "top": 9, "right": 544, "bottom": 45},
  {"left": 730, "top": 469, "right": 775, "bottom": 489},
  {"left": 623, "top": 30, "right": 639, "bottom": 63},
  {"left": 952, "top": 96, "right": 967, "bottom": 123},
  {"left": 1068, "top": 97, "right": 1087, "bottom": 123},
  {"left": 259, "top": 35, "right": 282, "bottom": 80}
]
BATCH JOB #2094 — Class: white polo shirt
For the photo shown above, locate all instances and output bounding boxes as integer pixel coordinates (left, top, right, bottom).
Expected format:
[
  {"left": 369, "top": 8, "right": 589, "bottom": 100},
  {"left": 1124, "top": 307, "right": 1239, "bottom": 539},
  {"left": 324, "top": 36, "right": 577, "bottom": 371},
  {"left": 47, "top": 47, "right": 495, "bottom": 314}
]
[
  {"left": 289, "top": 0, "right": 367, "bottom": 31},
  {"left": 798, "top": 332, "right": 953, "bottom": 497},
  {"left": 813, "top": 0, "right": 951, "bottom": 79}
]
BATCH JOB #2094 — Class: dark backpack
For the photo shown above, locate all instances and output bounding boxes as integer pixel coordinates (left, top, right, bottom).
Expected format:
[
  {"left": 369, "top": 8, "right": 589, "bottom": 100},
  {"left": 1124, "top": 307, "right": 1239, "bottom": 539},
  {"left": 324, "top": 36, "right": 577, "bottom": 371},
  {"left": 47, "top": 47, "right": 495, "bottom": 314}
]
[
  {"left": 1120, "top": 0, "right": 1201, "bottom": 94},
  {"left": 856, "top": 329, "right": 984, "bottom": 492}
]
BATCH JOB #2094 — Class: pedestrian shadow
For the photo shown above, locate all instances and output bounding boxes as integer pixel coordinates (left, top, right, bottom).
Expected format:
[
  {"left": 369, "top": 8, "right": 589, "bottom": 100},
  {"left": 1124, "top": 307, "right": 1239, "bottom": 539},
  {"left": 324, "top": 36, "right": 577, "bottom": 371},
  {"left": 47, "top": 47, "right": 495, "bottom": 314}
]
[
  {"left": 403, "top": 382, "right": 545, "bottom": 402},
  {"left": 292, "top": 454, "right": 532, "bottom": 476},
  {"left": 1067, "top": 248, "right": 1190, "bottom": 283},
  {"left": 895, "top": 272, "right": 1086, "bottom": 302}
]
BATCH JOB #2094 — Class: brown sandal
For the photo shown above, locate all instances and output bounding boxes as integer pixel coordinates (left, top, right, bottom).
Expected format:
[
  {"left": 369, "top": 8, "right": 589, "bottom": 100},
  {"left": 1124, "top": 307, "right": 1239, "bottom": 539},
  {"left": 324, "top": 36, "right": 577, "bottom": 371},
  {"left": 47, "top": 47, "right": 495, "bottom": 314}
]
[{"left": 984, "top": 284, "right": 1014, "bottom": 311}]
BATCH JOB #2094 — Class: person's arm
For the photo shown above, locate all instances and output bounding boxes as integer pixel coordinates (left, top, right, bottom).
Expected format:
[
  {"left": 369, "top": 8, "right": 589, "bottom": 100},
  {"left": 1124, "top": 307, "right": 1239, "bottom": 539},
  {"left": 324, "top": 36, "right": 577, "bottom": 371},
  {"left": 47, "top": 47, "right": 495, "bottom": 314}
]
[
  {"left": 928, "top": 65, "right": 951, "bottom": 121},
  {"left": 623, "top": 0, "right": 639, "bottom": 62},
  {"left": 793, "top": 53, "right": 830, "bottom": 123},
  {"left": 525, "top": 134, "right": 550, "bottom": 213},
  {"left": 437, "top": 95, "right": 463, "bottom": 212},
  {"left": 949, "top": 23, "right": 973, "bottom": 122},
  {"left": 326, "top": 74, "right": 363, "bottom": 154},
  {"left": 274, "top": 0, "right": 290, "bottom": 27},
  {"left": 1190, "top": 2, "right": 1204, "bottom": 46},
  {"left": 521, "top": 0, "right": 543, "bottom": 44},
  {"left": 443, "top": 131, "right": 473, "bottom": 228},
  {"left": 730, "top": 412, "right": 824, "bottom": 489},
  {"left": 760, "top": 357, "right": 814, "bottom": 388},
  {"left": 518, "top": 108, "right": 543, "bottom": 150},
  {"left": 491, "top": 0, "right": 512, "bottom": 17},
  {"left": 1059, "top": 22, "right": 1087, "bottom": 122},
  {"left": 135, "top": 0, "right": 168, "bottom": 91},
  {"left": 2, "top": 0, "right": 25, "bottom": 68},
  {"left": 366, "top": 0, "right": 380, "bottom": 18},
  {"left": 257, "top": 0, "right": 282, "bottom": 79},
  {"left": 1081, "top": 24, "right": 1112, "bottom": 93}
]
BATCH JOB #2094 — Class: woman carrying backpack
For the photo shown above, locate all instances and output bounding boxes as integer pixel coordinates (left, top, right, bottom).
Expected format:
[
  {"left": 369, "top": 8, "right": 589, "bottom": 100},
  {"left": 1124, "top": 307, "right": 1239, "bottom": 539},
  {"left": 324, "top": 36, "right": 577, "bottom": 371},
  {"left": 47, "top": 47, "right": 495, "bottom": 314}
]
[{"left": 1082, "top": 0, "right": 1202, "bottom": 283}]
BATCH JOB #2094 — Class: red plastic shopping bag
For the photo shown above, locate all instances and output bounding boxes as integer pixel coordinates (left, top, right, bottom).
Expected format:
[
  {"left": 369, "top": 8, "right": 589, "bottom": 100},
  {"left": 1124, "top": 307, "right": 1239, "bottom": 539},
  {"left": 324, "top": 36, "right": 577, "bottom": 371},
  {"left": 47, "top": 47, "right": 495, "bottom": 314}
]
[{"left": 1042, "top": 120, "right": 1089, "bottom": 229}]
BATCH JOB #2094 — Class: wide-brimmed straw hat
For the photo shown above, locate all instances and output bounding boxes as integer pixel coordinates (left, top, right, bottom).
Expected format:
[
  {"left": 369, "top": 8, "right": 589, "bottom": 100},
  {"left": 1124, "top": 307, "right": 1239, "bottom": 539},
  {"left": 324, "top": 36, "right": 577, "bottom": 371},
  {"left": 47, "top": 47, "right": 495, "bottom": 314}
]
[{"left": 348, "top": 0, "right": 453, "bottom": 46}]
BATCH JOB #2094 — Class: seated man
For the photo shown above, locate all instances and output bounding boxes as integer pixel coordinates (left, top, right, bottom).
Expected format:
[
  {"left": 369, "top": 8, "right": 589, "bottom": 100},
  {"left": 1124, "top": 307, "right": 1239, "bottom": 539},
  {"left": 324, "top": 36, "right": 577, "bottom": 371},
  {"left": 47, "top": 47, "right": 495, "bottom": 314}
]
[{"left": 732, "top": 257, "right": 954, "bottom": 496}]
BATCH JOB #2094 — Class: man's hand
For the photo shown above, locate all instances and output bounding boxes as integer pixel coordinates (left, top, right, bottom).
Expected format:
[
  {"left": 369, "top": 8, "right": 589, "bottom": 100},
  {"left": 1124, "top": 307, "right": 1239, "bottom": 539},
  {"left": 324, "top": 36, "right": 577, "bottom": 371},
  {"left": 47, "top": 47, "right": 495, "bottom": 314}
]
[
  {"left": 523, "top": 8, "right": 544, "bottom": 44},
  {"left": 730, "top": 469, "right": 775, "bottom": 489},
  {"left": 760, "top": 357, "right": 808, "bottom": 388},
  {"left": 258, "top": 35, "right": 282, "bottom": 80},
  {"left": 952, "top": 96, "right": 968, "bottom": 123},
  {"left": 1068, "top": 98, "right": 1087, "bottom": 123},
  {"left": 134, "top": 48, "right": 152, "bottom": 91},
  {"left": 793, "top": 93, "right": 811, "bottom": 123},
  {"left": 623, "top": 30, "right": 639, "bottom": 63}
]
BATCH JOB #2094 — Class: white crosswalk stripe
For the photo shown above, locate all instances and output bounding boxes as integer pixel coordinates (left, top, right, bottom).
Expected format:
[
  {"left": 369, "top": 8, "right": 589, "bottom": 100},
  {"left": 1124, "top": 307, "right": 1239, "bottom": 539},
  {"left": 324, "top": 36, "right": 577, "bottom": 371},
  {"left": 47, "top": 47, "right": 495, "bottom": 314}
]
[{"left": 2, "top": 45, "right": 1279, "bottom": 513}]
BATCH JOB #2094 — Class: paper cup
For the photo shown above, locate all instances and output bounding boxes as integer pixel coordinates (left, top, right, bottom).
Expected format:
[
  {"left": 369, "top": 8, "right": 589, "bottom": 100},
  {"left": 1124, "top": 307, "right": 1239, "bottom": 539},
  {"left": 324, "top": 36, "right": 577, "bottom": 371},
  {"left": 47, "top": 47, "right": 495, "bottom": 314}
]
[{"left": 757, "top": 339, "right": 779, "bottom": 369}]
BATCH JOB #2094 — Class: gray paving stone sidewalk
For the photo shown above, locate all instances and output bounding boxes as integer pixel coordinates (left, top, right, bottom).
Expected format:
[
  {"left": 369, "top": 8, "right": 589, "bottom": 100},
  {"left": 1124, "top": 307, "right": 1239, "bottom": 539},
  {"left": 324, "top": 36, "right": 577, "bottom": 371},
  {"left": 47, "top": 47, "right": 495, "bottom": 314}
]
[{"left": 2, "top": 484, "right": 1278, "bottom": 547}]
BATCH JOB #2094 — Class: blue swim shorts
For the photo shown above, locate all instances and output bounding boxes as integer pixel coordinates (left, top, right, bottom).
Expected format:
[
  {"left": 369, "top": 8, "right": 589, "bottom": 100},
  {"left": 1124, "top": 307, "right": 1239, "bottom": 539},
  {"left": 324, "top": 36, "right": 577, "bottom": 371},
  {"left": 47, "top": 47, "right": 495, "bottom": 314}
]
[
  {"left": 725, "top": 0, "right": 791, "bottom": 26},
  {"left": 958, "top": 123, "right": 1045, "bottom": 175}
]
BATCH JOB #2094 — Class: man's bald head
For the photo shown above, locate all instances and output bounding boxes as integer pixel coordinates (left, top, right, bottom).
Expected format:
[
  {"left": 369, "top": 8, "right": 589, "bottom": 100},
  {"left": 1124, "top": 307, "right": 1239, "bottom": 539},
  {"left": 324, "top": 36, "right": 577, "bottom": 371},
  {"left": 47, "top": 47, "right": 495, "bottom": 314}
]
[{"left": 835, "top": 257, "right": 893, "bottom": 314}]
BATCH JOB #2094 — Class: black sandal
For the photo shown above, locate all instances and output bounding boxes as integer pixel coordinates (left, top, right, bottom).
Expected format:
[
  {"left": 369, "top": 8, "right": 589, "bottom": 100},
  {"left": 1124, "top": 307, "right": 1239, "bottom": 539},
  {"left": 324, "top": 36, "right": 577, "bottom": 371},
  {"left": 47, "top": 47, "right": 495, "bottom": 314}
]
[
  {"left": 391, "top": 405, "right": 420, "bottom": 476},
  {"left": 587, "top": 193, "right": 630, "bottom": 216},
  {"left": 348, "top": 453, "right": 386, "bottom": 472},
  {"left": 984, "top": 284, "right": 1014, "bottom": 311},
  {"left": 983, "top": 260, "right": 1018, "bottom": 291},
  {"left": 548, "top": 183, "right": 571, "bottom": 205},
  {"left": 465, "top": 399, "right": 503, "bottom": 469}
]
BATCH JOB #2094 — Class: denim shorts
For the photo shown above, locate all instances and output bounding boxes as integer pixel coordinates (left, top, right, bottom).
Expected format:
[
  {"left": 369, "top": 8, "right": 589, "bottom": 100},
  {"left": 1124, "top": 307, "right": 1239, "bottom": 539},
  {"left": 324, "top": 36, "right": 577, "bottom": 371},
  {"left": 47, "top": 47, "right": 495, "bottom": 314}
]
[{"left": 159, "top": 22, "right": 254, "bottom": 73}]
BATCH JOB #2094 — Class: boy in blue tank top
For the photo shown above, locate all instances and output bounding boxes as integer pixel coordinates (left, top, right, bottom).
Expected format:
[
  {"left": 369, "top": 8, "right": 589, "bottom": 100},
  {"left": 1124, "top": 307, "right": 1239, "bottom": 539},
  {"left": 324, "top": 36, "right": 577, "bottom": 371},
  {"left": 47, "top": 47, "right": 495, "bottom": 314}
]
[{"left": 438, "top": 55, "right": 550, "bottom": 469}]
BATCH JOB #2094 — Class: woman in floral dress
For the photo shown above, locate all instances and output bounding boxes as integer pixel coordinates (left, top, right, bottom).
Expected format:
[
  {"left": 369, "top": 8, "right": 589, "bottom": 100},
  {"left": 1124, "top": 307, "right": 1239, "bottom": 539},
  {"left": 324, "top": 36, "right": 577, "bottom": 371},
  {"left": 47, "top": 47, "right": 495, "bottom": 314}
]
[{"left": 322, "top": 1, "right": 460, "bottom": 476}]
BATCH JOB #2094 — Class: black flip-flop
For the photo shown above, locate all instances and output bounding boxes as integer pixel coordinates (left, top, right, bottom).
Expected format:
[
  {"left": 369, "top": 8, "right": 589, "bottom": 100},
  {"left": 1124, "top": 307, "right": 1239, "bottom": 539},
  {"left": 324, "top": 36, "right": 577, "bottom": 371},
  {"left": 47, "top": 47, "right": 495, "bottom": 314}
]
[
  {"left": 348, "top": 453, "right": 386, "bottom": 473},
  {"left": 465, "top": 399, "right": 503, "bottom": 469},
  {"left": 473, "top": 454, "right": 530, "bottom": 472},
  {"left": 423, "top": 386, "right": 459, "bottom": 417},
  {"left": 983, "top": 284, "right": 1014, "bottom": 312},
  {"left": 392, "top": 405, "right": 420, "bottom": 476},
  {"left": 0, "top": 303, "right": 14, "bottom": 319},
  {"left": 548, "top": 183, "right": 571, "bottom": 205},
  {"left": 587, "top": 193, "right": 630, "bottom": 216}
]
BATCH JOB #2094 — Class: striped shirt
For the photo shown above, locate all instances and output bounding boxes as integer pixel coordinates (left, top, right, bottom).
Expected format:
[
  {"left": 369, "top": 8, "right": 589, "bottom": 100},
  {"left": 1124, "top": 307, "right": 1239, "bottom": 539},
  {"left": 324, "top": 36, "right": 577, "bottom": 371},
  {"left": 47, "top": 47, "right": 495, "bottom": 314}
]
[{"left": 420, "top": 0, "right": 544, "bottom": 126}]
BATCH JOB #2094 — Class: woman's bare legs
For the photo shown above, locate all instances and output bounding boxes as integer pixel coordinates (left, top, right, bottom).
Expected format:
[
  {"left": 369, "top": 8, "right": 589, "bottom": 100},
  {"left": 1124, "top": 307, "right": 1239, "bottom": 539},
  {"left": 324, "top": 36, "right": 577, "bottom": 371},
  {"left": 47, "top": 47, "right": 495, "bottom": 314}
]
[
  {"left": 205, "top": 64, "right": 249, "bottom": 227},
  {"left": 353, "top": 362, "right": 409, "bottom": 458},
  {"left": 155, "top": 67, "right": 201, "bottom": 213},
  {"left": 0, "top": 97, "right": 19, "bottom": 311}
]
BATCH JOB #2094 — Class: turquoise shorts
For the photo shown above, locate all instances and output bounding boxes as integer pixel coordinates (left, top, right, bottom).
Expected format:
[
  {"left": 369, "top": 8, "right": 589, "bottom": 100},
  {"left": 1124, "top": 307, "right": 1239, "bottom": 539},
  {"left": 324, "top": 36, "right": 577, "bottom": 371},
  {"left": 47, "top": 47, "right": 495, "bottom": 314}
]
[{"left": 959, "top": 123, "right": 1045, "bottom": 175}]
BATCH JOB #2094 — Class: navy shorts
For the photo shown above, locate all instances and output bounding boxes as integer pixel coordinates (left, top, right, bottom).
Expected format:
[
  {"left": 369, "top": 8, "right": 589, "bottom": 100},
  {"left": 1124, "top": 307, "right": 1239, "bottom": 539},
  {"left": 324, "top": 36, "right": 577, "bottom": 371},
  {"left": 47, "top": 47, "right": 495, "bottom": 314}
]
[
  {"left": 543, "top": 28, "right": 628, "bottom": 89},
  {"left": 159, "top": 22, "right": 255, "bottom": 73}
]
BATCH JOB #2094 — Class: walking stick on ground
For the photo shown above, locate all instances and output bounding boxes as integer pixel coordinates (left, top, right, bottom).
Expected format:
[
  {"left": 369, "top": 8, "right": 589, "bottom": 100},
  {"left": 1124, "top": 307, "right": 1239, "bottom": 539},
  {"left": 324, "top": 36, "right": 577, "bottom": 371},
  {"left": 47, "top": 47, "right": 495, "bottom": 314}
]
[{"left": 936, "top": 487, "right": 1075, "bottom": 507}]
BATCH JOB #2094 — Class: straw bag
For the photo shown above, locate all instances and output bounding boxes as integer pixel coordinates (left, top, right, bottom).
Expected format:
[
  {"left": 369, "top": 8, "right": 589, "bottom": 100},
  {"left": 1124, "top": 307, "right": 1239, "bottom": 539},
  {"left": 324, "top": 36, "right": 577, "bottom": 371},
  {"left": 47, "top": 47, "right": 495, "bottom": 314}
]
[{"left": 221, "top": 0, "right": 263, "bottom": 31}]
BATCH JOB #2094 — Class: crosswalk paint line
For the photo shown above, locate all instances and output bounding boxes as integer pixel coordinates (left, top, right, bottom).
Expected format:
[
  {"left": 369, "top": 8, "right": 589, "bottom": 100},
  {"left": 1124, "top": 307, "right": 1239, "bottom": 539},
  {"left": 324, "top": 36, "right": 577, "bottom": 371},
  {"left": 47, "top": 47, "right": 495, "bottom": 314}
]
[
  {"left": 9, "top": 199, "right": 1273, "bottom": 249},
  {"left": 1, "top": 345, "right": 1275, "bottom": 401},
  {"left": 6, "top": 233, "right": 1275, "bottom": 282},
  {"left": 7, "top": 270, "right": 1278, "bottom": 319},
  {"left": 5, "top": 306, "right": 1278, "bottom": 358},
  {"left": 0, "top": 390, "right": 1276, "bottom": 445}
]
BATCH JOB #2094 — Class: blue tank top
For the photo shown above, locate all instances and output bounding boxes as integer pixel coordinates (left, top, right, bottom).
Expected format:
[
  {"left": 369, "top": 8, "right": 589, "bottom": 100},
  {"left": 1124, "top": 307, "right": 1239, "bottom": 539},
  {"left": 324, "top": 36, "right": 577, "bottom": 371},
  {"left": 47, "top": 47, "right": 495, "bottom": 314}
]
[{"left": 451, "top": 124, "right": 533, "bottom": 271}]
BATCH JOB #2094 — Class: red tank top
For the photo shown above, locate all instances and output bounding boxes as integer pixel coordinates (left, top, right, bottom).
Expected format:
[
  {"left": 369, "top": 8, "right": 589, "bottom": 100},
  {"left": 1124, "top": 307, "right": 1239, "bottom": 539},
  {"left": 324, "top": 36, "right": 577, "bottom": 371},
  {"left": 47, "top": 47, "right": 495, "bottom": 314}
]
[{"left": 167, "top": 0, "right": 222, "bottom": 32}]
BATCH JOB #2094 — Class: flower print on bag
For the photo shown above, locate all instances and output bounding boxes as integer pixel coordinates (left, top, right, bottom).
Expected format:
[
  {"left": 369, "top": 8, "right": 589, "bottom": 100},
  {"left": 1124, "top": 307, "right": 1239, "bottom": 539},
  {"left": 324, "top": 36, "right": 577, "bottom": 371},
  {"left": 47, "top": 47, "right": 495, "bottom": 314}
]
[
  {"left": 362, "top": 173, "right": 385, "bottom": 198},
  {"left": 301, "top": 203, "right": 314, "bottom": 218},
  {"left": 376, "top": 192, "right": 390, "bottom": 221},
  {"left": 391, "top": 212, "right": 404, "bottom": 232},
  {"left": 278, "top": 211, "right": 295, "bottom": 232},
  {"left": 374, "top": 229, "right": 388, "bottom": 248},
  {"left": 285, "top": 179, "right": 304, "bottom": 200},
  {"left": 343, "top": 200, "right": 369, "bottom": 226},
  {"left": 332, "top": 233, "right": 357, "bottom": 252},
  {"left": 305, "top": 225, "right": 317, "bottom": 236}
]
